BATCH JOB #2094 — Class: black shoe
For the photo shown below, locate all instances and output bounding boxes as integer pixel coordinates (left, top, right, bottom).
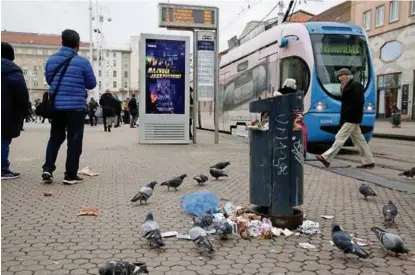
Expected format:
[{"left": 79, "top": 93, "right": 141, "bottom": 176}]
[
  {"left": 2, "top": 171, "right": 20, "bottom": 180},
  {"left": 104, "top": 127, "right": 107, "bottom": 132},
  {"left": 42, "top": 171, "right": 54, "bottom": 183},
  {"left": 108, "top": 126, "right": 111, "bottom": 132},
  {"left": 63, "top": 175, "right": 84, "bottom": 185}
]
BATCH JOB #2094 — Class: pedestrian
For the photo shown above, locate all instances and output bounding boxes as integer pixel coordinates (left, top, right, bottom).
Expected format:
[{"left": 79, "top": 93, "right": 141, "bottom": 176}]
[
  {"left": 390, "top": 103, "right": 401, "bottom": 128},
  {"left": 88, "top": 97, "right": 98, "bottom": 126},
  {"left": 1, "top": 42, "right": 29, "bottom": 180},
  {"left": 128, "top": 94, "right": 138, "bottom": 128},
  {"left": 316, "top": 68, "right": 374, "bottom": 168},
  {"left": 99, "top": 89, "right": 116, "bottom": 132},
  {"left": 122, "top": 98, "right": 130, "bottom": 124},
  {"left": 189, "top": 87, "right": 194, "bottom": 139},
  {"left": 41, "top": 29, "right": 97, "bottom": 185},
  {"left": 113, "top": 94, "right": 122, "bottom": 128}
]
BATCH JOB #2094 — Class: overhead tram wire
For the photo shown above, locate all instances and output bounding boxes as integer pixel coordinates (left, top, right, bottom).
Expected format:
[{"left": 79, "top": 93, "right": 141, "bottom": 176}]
[{"left": 223, "top": 0, "right": 265, "bottom": 31}]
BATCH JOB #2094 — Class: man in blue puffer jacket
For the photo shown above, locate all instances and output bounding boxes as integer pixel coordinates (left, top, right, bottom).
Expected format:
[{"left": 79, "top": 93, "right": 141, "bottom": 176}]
[{"left": 42, "top": 29, "right": 96, "bottom": 185}]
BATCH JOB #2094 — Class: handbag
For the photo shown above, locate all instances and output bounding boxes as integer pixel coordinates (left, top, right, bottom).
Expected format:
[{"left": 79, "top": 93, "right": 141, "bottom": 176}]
[{"left": 37, "top": 55, "right": 75, "bottom": 118}]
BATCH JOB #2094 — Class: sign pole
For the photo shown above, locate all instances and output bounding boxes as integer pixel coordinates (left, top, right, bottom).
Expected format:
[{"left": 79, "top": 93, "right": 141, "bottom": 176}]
[
  {"left": 192, "top": 30, "right": 198, "bottom": 144},
  {"left": 214, "top": 14, "right": 219, "bottom": 144}
]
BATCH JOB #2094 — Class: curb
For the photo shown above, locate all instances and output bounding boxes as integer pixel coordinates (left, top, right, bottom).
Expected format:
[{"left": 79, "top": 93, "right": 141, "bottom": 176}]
[{"left": 372, "top": 133, "right": 415, "bottom": 141}]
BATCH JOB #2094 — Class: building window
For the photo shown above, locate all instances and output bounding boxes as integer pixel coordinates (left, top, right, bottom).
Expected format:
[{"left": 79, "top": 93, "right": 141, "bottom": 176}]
[
  {"left": 389, "top": 0, "right": 399, "bottom": 22},
  {"left": 113, "top": 52, "right": 116, "bottom": 58},
  {"left": 375, "top": 5, "right": 385, "bottom": 27},
  {"left": 124, "top": 71, "right": 128, "bottom": 77},
  {"left": 33, "top": 68, "right": 38, "bottom": 76},
  {"left": 237, "top": 61, "right": 248, "bottom": 72},
  {"left": 124, "top": 81, "right": 128, "bottom": 89},
  {"left": 106, "top": 52, "right": 109, "bottom": 57},
  {"left": 113, "top": 71, "right": 117, "bottom": 77},
  {"left": 99, "top": 81, "right": 102, "bottom": 90},
  {"left": 113, "top": 81, "right": 117, "bottom": 88},
  {"left": 363, "top": 10, "right": 371, "bottom": 30},
  {"left": 113, "top": 60, "right": 116, "bottom": 67},
  {"left": 106, "top": 71, "right": 109, "bottom": 77},
  {"left": 380, "top": 41, "right": 402, "bottom": 62},
  {"left": 124, "top": 63, "right": 128, "bottom": 68},
  {"left": 280, "top": 56, "right": 310, "bottom": 94},
  {"left": 23, "top": 69, "right": 28, "bottom": 76},
  {"left": 377, "top": 73, "right": 401, "bottom": 118},
  {"left": 99, "top": 70, "right": 102, "bottom": 77},
  {"left": 411, "top": 0, "right": 415, "bottom": 15},
  {"left": 44, "top": 83, "right": 48, "bottom": 89},
  {"left": 33, "top": 80, "right": 38, "bottom": 87}
]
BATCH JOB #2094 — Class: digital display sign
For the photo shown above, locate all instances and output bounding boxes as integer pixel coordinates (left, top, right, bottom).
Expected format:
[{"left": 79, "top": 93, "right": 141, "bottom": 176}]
[
  {"left": 159, "top": 3, "right": 217, "bottom": 29},
  {"left": 145, "top": 39, "right": 186, "bottom": 115}
]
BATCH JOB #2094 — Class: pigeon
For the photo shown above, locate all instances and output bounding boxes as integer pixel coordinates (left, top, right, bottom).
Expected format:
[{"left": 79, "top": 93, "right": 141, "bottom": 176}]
[
  {"left": 214, "top": 220, "right": 234, "bottom": 240},
  {"left": 189, "top": 222, "right": 215, "bottom": 258},
  {"left": 399, "top": 167, "right": 415, "bottom": 178},
  {"left": 193, "top": 209, "right": 214, "bottom": 230},
  {"left": 193, "top": 174, "right": 209, "bottom": 185},
  {"left": 359, "top": 183, "right": 377, "bottom": 200},
  {"left": 331, "top": 224, "right": 369, "bottom": 259},
  {"left": 371, "top": 227, "right": 410, "bottom": 256},
  {"left": 131, "top": 181, "right": 158, "bottom": 204},
  {"left": 210, "top": 161, "right": 230, "bottom": 170},
  {"left": 382, "top": 200, "right": 398, "bottom": 224},
  {"left": 140, "top": 212, "right": 165, "bottom": 248},
  {"left": 160, "top": 174, "right": 187, "bottom": 191},
  {"left": 98, "top": 261, "right": 149, "bottom": 275},
  {"left": 209, "top": 168, "right": 228, "bottom": 180}
]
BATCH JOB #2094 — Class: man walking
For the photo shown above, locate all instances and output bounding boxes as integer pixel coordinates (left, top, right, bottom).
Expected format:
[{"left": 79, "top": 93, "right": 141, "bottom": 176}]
[
  {"left": 1, "top": 42, "right": 29, "bottom": 180},
  {"left": 316, "top": 68, "right": 374, "bottom": 168},
  {"left": 42, "top": 29, "right": 96, "bottom": 185},
  {"left": 88, "top": 97, "right": 98, "bottom": 126},
  {"left": 128, "top": 94, "right": 138, "bottom": 128},
  {"left": 99, "top": 89, "right": 116, "bottom": 132}
]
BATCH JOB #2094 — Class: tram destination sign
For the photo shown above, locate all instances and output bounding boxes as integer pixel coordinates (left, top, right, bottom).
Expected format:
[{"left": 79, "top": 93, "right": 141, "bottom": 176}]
[{"left": 158, "top": 3, "right": 218, "bottom": 30}]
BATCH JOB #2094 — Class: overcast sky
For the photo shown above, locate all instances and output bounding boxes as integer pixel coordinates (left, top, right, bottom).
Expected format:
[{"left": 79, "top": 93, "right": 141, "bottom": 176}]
[{"left": 1, "top": 0, "right": 343, "bottom": 51}]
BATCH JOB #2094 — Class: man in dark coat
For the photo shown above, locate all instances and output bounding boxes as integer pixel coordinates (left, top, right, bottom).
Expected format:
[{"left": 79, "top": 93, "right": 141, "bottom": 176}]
[
  {"left": 1, "top": 42, "right": 29, "bottom": 180},
  {"left": 88, "top": 97, "right": 99, "bottom": 126},
  {"left": 113, "top": 95, "right": 122, "bottom": 128},
  {"left": 99, "top": 89, "right": 116, "bottom": 132},
  {"left": 128, "top": 94, "right": 138, "bottom": 128},
  {"left": 316, "top": 68, "right": 374, "bottom": 168}
]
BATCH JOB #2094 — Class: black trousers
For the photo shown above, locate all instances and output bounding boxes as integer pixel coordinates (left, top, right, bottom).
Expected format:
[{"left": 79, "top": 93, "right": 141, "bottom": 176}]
[
  {"left": 42, "top": 110, "right": 85, "bottom": 178},
  {"left": 88, "top": 113, "right": 98, "bottom": 126}
]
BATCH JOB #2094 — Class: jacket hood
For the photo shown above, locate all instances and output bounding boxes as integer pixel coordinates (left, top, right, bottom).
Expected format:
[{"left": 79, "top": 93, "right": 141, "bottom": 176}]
[{"left": 1, "top": 58, "right": 22, "bottom": 75}]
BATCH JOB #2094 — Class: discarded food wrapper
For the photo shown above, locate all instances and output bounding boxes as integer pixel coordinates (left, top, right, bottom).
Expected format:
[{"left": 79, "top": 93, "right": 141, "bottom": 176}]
[
  {"left": 44, "top": 192, "right": 52, "bottom": 196},
  {"left": 223, "top": 202, "right": 236, "bottom": 216},
  {"left": 353, "top": 237, "right": 372, "bottom": 247},
  {"left": 321, "top": 215, "right": 334, "bottom": 219},
  {"left": 299, "top": 242, "right": 316, "bottom": 249},
  {"left": 213, "top": 213, "right": 226, "bottom": 224},
  {"left": 162, "top": 231, "right": 178, "bottom": 238},
  {"left": 78, "top": 207, "right": 98, "bottom": 216},
  {"left": 282, "top": 228, "right": 294, "bottom": 236},
  {"left": 297, "top": 220, "right": 320, "bottom": 235},
  {"left": 78, "top": 166, "right": 99, "bottom": 177},
  {"left": 177, "top": 233, "right": 191, "bottom": 240}
]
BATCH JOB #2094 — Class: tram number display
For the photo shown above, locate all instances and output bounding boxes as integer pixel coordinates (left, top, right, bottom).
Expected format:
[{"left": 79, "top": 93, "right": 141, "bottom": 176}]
[{"left": 159, "top": 4, "right": 217, "bottom": 29}]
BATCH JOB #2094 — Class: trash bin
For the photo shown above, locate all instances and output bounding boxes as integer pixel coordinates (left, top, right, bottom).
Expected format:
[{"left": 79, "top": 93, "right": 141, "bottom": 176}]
[{"left": 248, "top": 92, "right": 304, "bottom": 229}]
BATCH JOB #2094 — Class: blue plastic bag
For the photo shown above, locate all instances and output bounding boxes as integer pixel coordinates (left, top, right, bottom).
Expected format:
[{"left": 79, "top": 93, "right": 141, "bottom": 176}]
[{"left": 181, "top": 191, "right": 219, "bottom": 217}]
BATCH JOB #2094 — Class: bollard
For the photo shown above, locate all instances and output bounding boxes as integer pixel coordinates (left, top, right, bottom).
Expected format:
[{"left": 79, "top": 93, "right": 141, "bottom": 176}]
[{"left": 248, "top": 92, "right": 304, "bottom": 230}]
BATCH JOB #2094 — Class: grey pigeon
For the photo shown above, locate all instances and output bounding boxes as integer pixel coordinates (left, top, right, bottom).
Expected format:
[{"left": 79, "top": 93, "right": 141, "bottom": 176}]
[
  {"left": 189, "top": 222, "right": 215, "bottom": 258},
  {"left": 210, "top": 161, "right": 230, "bottom": 170},
  {"left": 209, "top": 168, "right": 228, "bottom": 180},
  {"left": 214, "top": 220, "right": 234, "bottom": 240},
  {"left": 193, "top": 174, "right": 209, "bottom": 185},
  {"left": 382, "top": 200, "right": 398, "bottom": 224},
  {"left": 359, "top": 183, "right": 377, "bottom": 200},
  {"left": 160, "top": 174, "right": 187, "bottom": 191},
  {"left": 331, "top": 224, "right": 369, "bottom": 259},
  {"left": 98, "top": 261, "right": 149, "bottom": 275},
  {"left": 371, "top": 227, "right": 410, "bottom": 256},
  {"left": 131, "top": 181, "right": 158, "bottom": 204},
  {"left": 140, "top": 212, "right": 165, "bottom": 248},
  {"left": 399, "top": 167, "right": 415, "bottom": 178},
  {"left": 193, "top": 209, "right": 214, "bottom": 230}
]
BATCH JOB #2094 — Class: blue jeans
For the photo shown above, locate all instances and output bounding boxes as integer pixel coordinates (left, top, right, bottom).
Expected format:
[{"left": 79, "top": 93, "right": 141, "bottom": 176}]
[
  {"left": 42, "top": 111, "right": 85, "bottom": 178},
  {"left": 1, "top": 139, "right": 12, "bottom": 173}
]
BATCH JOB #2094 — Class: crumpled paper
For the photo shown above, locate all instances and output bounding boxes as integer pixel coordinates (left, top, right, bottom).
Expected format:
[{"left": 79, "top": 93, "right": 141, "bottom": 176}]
[
  {"left": 78, "top": 166, "right": 99, "bottom": 177},
  {"left": 299, "top": 242, "right": 316, "bottom": 249},
  {"left": 271, "top": 228, "right": 294, "bottom": 237},
  {"left": 297, "top": 220, "right": 320, "bottom": 235}
]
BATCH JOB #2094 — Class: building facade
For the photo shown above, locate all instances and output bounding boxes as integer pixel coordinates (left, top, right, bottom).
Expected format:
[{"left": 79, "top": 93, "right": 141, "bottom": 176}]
[
  {"left": 352, "top": 0, "right": 415, "bottom": 120},
  {"left": 1, "top": 31, "right": 133, "bottom": 101},
  {"left": 310, "top": 0, "right": 351, "bottom": 23}
]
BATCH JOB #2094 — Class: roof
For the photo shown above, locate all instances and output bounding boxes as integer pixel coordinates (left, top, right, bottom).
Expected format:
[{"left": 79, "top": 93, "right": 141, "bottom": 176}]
[
  {"left": 1, "top": 31, "right": 90, "bottom": 47},
  {"left": 292, "top": 9, "right": 315, "bottom": 17}
]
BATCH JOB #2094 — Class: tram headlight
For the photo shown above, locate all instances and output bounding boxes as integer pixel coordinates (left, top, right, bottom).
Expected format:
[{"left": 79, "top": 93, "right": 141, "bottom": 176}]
[
  {"left": 313, "top": 101, "right": 328, "bottom": 111},
  {"left": 365, "top": 102, "right": 375, "bottom": 112}
]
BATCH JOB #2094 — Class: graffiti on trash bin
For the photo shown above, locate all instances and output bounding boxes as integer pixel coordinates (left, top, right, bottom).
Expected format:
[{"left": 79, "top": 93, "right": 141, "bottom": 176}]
[
  {"left": 291, "top": 137, "right": 304, "bottom": 166},
  {"left": 273, "top": 154, "right": 288, "bottom": 175},
  {"left": 274, "top": 114, "right": 289, "bottom": 140},
  {"left": 273, "top": 114, "right": 289, "bottom": 175}
]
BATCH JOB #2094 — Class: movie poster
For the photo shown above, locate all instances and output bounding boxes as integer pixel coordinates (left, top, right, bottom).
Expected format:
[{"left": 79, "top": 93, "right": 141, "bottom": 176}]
[{"left": 145, "top": 39, "right": 186, "bottom": 114}]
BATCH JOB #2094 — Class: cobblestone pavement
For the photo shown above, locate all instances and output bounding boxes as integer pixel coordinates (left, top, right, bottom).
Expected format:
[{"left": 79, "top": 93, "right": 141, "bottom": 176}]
[{"left": 2, "top": 123, "right": 415, "bottom": 275}]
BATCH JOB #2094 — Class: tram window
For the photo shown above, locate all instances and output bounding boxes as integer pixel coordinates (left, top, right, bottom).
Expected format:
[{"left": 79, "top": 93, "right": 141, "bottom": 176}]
[
  {"left": 280, "top": 57, "right": 310, "bottom": 94},
  {"left": 237, "top": 61, "right": 249, "bottom": 72}
]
